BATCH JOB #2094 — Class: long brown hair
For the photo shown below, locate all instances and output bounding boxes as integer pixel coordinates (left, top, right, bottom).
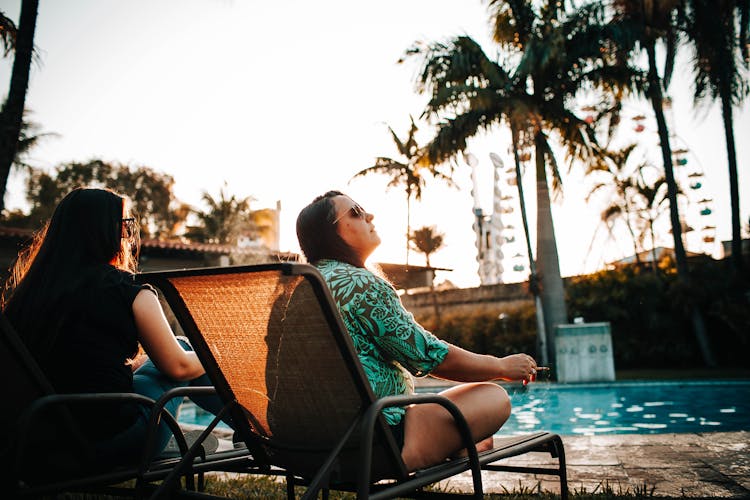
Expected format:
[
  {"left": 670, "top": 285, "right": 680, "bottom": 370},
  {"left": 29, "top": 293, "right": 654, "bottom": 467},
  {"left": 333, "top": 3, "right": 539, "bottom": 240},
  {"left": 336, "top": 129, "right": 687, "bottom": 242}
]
[{"left": 296, "top": 190, "right": 363, "bottom": 267}]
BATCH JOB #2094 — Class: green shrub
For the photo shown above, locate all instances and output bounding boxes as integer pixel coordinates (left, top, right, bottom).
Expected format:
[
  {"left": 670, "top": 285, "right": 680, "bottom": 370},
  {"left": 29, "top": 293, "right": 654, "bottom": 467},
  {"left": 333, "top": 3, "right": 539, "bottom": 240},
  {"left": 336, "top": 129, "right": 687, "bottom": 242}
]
[
  {"left": 431, "top": 305, "right": 538, "bottom": 359},
  {"left": 420, "top": 257, "right": 749, "bottom": 370},
  {"left": 566, "top": 257, "right": 750, "bottom": 369}
]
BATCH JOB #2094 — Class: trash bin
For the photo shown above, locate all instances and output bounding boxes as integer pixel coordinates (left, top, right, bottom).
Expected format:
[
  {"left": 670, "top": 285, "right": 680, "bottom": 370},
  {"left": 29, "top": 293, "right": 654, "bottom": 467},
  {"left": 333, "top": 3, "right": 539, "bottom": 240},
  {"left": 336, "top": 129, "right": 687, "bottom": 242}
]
[{"left": 554, "top": 322, "right": 615, "bottom": 383}]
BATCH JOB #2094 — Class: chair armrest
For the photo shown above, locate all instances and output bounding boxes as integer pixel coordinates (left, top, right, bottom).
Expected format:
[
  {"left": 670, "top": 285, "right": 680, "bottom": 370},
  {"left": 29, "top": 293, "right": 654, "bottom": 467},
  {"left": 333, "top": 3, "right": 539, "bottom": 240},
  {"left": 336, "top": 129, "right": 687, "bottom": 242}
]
[
  {"left": 356, "top": 393, "right": 482, "bottom": 498},
  {"left": 14, "top": 386, "right": 221, "bottom": 474}
]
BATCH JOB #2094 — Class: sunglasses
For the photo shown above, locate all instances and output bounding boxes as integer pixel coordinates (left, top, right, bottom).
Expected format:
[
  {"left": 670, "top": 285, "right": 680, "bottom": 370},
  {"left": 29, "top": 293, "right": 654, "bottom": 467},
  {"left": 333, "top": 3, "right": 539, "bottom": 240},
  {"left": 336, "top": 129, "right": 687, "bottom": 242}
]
[
  {"left": 121, "top": 218, "right": 137, "bottom": 239},
  {"left": 332, "top": 204, "right": 367, "bottom": 225}
]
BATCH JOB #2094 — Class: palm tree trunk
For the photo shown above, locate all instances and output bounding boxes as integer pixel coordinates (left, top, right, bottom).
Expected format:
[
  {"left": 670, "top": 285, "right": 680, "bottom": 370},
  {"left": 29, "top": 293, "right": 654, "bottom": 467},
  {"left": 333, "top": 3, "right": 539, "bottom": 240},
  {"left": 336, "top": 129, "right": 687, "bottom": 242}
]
[
  {"left": 0, "top": 0, "right": 38, "bottom": 213},
  {"left": 622, "top": 198, "right": 643, "bottom": 266},
  {"left": 405, "top": 191, "right": 411, "bottom": 266},
  {"left": 425, "top": 255, "right": 442, "bottom": 328},
  {"left": 719, "top": 89, "right": 743, "bottom": 274},
  {"left": 534, "top": 134, "right": 567, "bottom": 366},
  {"left": 649, "top": 218, "right": 659, "bottom": 272},
  {"left": 646, "top": 41, "right": 716, "bottom": 367},
  {"left": 511, "top": 128, "right": 548, "bottom": 365},
  {"left": 646, "top": 42, "right": 687, "bottom": 275}
]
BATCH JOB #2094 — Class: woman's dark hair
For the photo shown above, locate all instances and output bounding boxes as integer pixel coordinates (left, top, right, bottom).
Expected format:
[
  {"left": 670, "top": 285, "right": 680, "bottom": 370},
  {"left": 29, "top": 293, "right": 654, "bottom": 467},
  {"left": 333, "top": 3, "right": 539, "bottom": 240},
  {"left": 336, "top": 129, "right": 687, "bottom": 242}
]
[
  {"left": 296, "top": 190, "right": 363, "bottom": 267},
  {"left": 1, "top": 187, "right": 139, "bottom": 358}
]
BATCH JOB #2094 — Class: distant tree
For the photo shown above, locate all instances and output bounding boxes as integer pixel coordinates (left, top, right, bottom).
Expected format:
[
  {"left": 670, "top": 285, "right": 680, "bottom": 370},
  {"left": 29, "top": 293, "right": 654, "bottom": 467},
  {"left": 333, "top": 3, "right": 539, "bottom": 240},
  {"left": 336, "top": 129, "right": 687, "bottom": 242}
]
[
  {"left": 409, "top": 225, "right": 444, "bottom": 269},
  {"left": 631, "top": 173, "right": 674, "bottom": 269},
  {"left": 586, "top": 144, "right": 646, "bottom": 265},
  {"left": 187, "top": 183, "right": 259, "bottom": 245},
  {"left": 409, "top": 225, "right": 445, "bottom": 326},
  {"left": 350, "top": 116, "right": 454, "bottom": 265},
  {"left": 0, "top": 1, "right": 39, "bottom": 212},
  {"left": 14, "top": 159, "right": 183, "bottom": 238}
]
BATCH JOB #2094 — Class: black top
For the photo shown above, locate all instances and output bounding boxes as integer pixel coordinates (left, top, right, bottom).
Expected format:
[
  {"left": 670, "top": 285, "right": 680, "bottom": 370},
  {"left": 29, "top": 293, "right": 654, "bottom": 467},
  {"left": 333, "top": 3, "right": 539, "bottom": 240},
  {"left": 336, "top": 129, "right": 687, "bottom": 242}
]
[{"left": 42, "top": 264, "right": 150, "bottom": 439}]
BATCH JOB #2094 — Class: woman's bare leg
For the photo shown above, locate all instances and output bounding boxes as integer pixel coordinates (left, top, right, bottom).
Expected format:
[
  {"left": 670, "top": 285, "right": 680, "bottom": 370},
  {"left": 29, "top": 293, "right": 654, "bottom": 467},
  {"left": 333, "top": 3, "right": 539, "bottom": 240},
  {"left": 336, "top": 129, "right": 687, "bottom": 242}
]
[{"left": 400, "top": 382, "right": 511, "bottom": 471}]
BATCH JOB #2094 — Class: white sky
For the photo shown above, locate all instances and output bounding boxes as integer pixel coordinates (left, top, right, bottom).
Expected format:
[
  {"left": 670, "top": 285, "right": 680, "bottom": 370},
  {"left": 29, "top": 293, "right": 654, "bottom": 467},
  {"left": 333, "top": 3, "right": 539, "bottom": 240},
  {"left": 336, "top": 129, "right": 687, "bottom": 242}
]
[{"left": 1, "top": 0, "right": 748, "bottom": 288}]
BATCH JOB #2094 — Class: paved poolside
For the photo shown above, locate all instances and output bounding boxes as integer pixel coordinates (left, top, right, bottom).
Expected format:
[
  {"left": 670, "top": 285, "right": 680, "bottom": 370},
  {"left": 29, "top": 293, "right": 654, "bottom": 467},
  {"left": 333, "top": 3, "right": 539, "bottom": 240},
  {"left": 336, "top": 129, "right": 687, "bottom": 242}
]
[
  {"left": 442, "top": 431, "right": 750, "bottom": 498},
  {"left": 206, "top": 428, "right": 749, "bottom": 497},
  {"left": 412, "top": 377, "right": 750, "bottom": 496}
]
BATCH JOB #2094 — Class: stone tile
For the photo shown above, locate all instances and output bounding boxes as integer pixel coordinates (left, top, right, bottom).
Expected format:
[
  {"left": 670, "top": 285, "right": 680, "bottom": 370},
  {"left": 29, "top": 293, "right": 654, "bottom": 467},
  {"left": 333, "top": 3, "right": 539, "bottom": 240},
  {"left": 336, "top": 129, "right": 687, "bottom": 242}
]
[
  {"left": 622, "top": 465, "right": 750, "bottom": 498},
  {"left": 567, "top": 464, "right": 629, "bottom": 481},
  {"left": 616, "top": 445, "right": 702, "bottom": 468},
  {"left": 209, "top": 429, "right": 750, "bottom": 498}
]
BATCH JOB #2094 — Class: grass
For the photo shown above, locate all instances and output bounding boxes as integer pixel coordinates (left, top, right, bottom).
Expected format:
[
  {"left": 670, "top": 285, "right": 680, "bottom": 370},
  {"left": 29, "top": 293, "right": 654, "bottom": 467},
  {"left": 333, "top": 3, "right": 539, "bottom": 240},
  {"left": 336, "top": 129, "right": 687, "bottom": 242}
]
[
  {"left": 198, "top": 475, "right": 661, "bottom": 500},
  {"left": 53, "top": 475, "right": 667, "bottom": 499},
  {"left": 201, "top": 475, "right": 668, "bottom": 499}
]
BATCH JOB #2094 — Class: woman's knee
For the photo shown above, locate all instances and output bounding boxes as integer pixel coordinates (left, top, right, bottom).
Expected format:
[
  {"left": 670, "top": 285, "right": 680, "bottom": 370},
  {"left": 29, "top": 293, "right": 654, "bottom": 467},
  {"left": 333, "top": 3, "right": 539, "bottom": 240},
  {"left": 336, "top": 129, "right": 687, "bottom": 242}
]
[
  {"left": 440, "top": 382, "right": 510, "bottom": 434},
  {"left": 472, "top": 382, "right": 510, "bottom": 430}
]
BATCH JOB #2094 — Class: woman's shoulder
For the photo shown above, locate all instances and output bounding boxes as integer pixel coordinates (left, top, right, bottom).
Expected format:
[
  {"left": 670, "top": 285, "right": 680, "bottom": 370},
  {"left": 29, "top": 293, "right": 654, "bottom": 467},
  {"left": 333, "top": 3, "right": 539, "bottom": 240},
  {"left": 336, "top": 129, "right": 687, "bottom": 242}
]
[
  {"left": 88, "top": 264, "right": 153, "bottom": 298},
  {"left": 316, "top": 259, "right": 393, "bottom": 294},
  {"left": 96, "top": 264, "right": 136, "bottom": 285},
  {"left": 316, "top": 259, "right": 376, "bottom": 280}
]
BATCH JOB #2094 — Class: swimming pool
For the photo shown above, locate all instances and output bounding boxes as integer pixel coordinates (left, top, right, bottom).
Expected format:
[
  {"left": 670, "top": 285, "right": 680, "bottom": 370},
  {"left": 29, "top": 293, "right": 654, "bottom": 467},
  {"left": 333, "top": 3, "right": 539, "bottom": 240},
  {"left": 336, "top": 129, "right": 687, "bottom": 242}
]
[
  {"left": 494, "top": 379, "right": 750, "bottom": 435},
  {"left": 177, "top": 380, "right": 750, "bottom": 436}
]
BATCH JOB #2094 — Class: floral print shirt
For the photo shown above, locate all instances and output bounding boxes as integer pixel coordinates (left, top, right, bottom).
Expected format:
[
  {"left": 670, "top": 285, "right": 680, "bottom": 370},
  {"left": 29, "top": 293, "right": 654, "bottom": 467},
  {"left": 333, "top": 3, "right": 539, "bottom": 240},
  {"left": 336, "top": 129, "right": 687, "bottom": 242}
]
[{"left": 316, "top": 259, "right": 449, "bottom": 425}]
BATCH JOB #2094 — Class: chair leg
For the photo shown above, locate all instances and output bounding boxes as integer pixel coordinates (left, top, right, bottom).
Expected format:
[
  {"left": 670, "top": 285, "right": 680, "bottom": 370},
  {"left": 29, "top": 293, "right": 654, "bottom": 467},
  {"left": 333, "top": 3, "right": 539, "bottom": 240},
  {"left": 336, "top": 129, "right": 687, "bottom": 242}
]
[
  {"left": 553, "top": 436, "right": 568, "bottom": 500},
  {"left": 286, "top": 473, "right": 295, "bottom": 500}
]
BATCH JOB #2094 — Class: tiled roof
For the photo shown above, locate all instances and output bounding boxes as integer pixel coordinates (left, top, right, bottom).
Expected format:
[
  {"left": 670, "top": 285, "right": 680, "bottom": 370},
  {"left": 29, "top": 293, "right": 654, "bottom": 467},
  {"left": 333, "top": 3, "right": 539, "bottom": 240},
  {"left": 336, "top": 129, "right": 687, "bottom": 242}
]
[{"left": 0, "top": 226, "right": 295, "bottom": 257}]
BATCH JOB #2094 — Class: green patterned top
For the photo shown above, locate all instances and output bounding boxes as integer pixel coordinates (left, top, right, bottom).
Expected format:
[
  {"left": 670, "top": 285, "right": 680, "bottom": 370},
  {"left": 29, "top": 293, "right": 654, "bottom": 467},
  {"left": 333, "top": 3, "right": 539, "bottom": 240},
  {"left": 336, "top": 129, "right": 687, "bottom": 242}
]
[{"left": 316, "top": 259, "right": 449, "bottom": 425}]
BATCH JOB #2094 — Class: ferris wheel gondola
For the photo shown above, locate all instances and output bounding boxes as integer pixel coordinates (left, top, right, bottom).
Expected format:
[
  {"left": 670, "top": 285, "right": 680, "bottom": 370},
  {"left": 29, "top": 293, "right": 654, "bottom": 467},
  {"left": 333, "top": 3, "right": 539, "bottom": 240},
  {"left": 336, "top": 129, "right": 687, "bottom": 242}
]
[{"left": 627, "top": 101, "right": 718, "bottom": 256}]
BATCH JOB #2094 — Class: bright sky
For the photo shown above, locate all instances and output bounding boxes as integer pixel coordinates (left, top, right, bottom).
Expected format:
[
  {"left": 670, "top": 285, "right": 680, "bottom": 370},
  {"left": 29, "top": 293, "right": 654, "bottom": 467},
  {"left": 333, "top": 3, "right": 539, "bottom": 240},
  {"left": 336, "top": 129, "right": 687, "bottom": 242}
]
[{"left": 1, "top": 0, "right": 748, "bottom": 288}]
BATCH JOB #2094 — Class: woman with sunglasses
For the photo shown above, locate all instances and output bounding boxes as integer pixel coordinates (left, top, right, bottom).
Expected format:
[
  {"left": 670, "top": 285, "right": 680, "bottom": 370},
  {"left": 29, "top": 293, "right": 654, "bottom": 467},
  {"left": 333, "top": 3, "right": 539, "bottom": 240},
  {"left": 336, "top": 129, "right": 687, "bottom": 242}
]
[
  {"left": 2, "top": 187, "right": 226, "bottom": 466},
  {"left": 296, "top": 190, "right": 539, "bottom": 471}
]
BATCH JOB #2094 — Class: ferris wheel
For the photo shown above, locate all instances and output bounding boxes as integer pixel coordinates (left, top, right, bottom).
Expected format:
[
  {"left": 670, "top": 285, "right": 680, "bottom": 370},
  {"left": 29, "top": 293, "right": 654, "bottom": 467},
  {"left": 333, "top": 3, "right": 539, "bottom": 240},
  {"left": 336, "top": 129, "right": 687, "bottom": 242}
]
[{"left": 630, "top": 97, "right": 718, "bottom": 257}]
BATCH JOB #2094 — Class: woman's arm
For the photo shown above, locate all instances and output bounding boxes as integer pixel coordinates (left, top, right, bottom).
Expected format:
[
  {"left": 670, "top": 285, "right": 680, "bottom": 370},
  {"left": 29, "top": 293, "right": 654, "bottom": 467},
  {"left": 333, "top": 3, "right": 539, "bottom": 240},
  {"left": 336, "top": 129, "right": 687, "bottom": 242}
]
[
  {"left": 132, "top": 289, "right": 205, "bottom": 381},
  {"left": 430, "top": 343, "right": 537, "bottom": 382}
]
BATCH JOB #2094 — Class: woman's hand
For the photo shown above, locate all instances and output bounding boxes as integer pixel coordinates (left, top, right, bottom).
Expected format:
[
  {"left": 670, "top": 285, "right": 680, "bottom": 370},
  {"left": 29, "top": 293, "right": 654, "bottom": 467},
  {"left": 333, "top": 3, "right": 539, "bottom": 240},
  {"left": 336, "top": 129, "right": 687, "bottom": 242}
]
[
  {"left": 129, "top": 353, "right": 149, "bottom": 372},
  {"left": 431, "top": 344, "right": 539, "bottom": 383},
  {"left": 499, "top": 353, "right": 538, "bottom": 382}
]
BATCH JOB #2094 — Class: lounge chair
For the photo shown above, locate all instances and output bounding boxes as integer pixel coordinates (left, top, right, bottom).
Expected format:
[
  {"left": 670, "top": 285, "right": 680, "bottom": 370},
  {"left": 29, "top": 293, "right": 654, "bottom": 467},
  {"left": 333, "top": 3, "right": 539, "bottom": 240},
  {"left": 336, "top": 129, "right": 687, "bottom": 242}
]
[
  {"left": 138, "top": 262, "right": 568, "bottom": 499},
  {"left": 0, "top": 313, "right": 256, "bottom": 499}
]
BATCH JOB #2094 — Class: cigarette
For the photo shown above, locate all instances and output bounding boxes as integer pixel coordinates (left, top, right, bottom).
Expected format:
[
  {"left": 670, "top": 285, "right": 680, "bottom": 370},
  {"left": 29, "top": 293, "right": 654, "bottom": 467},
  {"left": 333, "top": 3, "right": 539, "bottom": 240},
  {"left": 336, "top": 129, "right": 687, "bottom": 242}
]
[{"left": 535, "top": 366, "right": 550, "bottom": 371}]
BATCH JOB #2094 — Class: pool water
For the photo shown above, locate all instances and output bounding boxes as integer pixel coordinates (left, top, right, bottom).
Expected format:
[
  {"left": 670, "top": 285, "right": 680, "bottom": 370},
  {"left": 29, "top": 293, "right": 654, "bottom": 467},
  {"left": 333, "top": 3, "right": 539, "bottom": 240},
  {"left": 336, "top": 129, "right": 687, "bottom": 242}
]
[
  {"left": 496, "top": 380, "right": 750, "bottom": 435},
  {"left": 177, "top": 380, "right": 750, "bottom": 436}
]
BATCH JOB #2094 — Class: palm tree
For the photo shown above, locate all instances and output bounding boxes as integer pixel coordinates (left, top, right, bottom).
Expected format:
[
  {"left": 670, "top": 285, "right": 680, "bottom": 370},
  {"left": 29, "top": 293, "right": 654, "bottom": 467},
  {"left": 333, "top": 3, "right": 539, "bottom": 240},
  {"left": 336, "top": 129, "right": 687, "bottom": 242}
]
[
  {"left": 409, "top": 225, "right": 444, "bottom": 268},
  {"left": 409, "top": 225, "right": 445, "bottom": 326},
  {"left": 350, "top": 116, "right": 454, "bottom": 265},
  {"left": 586, "top": 144, "right": 646, "bottom": 265},
  {"left": 681, "top": 0, "right": 750, "bottom": 274},
  {"left": 189, "top": 183, "right": 257, "bottom": 245},
  {"left": 0, "top": 0, "right": 39, "bottom": 212},
  {"left": 596, "top": 0, "right": 716, "bottom": 366},
  {"left": 0, "top": 9, "right": 16, "bottom": 55},
  {"left": 405, "top": 1, "right": 633, "bottom": 363},
  {"left": 632, "top": 173, "right": 674, "bottom": 268},
  {"left": 11, "top": 115, "right": 57, "bottom": 170}
]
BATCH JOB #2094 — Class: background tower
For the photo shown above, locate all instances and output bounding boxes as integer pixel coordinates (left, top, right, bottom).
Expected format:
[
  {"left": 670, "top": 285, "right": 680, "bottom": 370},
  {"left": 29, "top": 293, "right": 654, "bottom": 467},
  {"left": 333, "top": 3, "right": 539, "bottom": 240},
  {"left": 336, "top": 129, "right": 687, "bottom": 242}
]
[{"left": 465, "top": 152, "right": 505, "bottom": 285}]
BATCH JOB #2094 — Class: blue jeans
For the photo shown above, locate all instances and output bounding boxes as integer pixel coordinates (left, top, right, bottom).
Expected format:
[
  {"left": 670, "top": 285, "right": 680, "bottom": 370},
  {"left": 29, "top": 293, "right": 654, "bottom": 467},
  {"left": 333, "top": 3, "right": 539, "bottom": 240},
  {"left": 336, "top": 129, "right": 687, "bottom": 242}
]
[{"left": 94, "top": 339, "right": 231, "bottom": 466}]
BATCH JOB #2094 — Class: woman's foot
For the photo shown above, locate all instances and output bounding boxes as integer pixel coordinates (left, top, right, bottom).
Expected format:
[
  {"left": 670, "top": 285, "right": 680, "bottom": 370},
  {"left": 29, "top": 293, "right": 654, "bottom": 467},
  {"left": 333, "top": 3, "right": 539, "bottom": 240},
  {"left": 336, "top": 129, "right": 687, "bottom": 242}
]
[
  {"left": 452, "top": 436, "right": 495, "bottom": 458},
  {"left": 475, "top": 436, "right": 495, "bottom": 453}
]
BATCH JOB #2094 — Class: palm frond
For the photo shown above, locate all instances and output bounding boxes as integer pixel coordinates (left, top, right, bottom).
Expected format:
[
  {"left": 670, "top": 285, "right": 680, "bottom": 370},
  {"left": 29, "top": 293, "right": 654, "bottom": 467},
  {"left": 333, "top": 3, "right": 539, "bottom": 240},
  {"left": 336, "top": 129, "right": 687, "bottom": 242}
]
[{"left": 0, "top": 10, "right": 16, "bottom": 56}]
